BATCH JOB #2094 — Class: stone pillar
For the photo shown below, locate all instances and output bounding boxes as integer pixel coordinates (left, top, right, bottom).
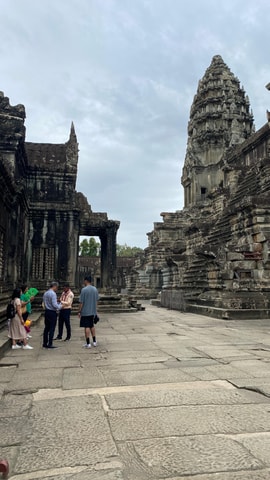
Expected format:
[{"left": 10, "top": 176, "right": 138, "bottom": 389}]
[{"left": 100, "top": 222, "right": 119, "bottom": 289}]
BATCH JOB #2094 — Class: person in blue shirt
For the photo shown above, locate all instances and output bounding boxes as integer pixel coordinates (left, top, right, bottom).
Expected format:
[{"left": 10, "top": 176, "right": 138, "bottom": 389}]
[
  {"left": 42, "top": 282, "right": 62, "bottom": 349},
  {"left": 78, "top": 275, "right": 99, "bottom": 348}
]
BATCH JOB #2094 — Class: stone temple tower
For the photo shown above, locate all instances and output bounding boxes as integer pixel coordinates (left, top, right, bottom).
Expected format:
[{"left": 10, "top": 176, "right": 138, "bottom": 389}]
[
  {"left": 181, "top": 55, "right": 254, "bottom": 207},
  {"left": 126, "top": 54, "right": 270, "bottom": 318}
]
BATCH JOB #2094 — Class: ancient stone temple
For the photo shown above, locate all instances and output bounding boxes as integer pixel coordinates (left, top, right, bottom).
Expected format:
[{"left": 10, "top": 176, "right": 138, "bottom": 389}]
[
  {"left": 128, "top": 55, "right": 270, "bottom": 319},
  {"left": 0, "top": 91, "right": 119, "bottom": 298}
]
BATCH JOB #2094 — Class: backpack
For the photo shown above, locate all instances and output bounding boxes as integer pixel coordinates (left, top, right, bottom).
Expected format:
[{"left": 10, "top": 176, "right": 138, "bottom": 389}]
[{"left": 6, "top": 301, "right": 16, "bottom": 320}]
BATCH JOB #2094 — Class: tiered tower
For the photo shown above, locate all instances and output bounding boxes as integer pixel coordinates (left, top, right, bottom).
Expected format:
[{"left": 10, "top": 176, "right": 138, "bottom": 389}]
[
  {"left": 182, "top": 55, "right": 254, "bottom": 207},
  {"left": 127, "top": 55, "right": 270, "bottom": 318}
]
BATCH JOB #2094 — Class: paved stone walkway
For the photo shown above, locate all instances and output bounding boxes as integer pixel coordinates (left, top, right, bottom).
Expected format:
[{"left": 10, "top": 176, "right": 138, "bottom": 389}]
[{"left": 1, "top": 305, "right": 270, "bottom": 479}]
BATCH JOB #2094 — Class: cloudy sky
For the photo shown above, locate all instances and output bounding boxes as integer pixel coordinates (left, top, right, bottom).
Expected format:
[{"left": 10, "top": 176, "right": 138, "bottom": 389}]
[{"left": 0, "top": 0, "right": 269, "bottom": 247}]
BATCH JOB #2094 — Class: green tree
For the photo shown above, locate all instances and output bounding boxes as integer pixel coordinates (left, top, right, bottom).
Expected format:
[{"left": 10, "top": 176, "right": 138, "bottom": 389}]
[
  {"left": 116, "top": 243, "right": 144, "bottom": 257},
  {"left": 79, "top": 239, "right": 143, "bottom": 257},
  {"left": 79, "top": 238, "right": 100, "bottom": 256}
]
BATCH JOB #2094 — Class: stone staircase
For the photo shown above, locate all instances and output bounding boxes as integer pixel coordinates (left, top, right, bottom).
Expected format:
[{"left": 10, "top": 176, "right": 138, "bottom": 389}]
[{"left": 33, "top": 291, "right": 143, "bottom": 314}]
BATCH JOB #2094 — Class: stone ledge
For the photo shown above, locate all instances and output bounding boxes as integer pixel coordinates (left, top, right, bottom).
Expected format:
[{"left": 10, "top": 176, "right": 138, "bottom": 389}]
[{"left": 187, "top": 304, "right": 270, "bottom": 320}]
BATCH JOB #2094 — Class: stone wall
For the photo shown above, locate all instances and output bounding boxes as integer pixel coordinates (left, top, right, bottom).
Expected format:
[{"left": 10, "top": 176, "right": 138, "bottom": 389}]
[{"left": 0, "top": 92, "right": 120, "bottom": 328}]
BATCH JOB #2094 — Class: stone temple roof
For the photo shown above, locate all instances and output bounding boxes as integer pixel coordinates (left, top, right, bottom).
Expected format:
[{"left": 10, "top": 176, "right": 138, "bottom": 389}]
[
  {"left": 25, "top": 142, "right": 67, "bottom": 170},
  {"left": 25, "top": 138, "right": 77, "bottom": 173},
  {"left": 25, "top": 123, "right": 78, "bottom": 173},
  {"left": 183, "top": 55, "right": 254, "bottom": 170}
]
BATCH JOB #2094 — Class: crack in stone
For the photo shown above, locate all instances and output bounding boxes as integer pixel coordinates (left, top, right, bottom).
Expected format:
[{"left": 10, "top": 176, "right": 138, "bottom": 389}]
[{"left": 227, "top": 381, "right": 270, "bottom": 399}]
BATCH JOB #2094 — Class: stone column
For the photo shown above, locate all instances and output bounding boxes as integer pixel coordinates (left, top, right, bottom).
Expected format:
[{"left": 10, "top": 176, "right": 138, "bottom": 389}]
[{"left": 100, "top": 222, "right": 119, "bottom": 289}]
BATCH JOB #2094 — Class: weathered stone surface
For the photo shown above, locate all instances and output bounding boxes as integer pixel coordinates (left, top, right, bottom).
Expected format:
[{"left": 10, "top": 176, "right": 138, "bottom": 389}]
[
  {"left": 0, "top": 417, "right": 28, "bottom": 447},
  {"left": 118, "top": 435, "right": 263, "bottom": 477},
  {"left": 14, "top": 440, "right": 118, "bottom": 474},
  {"left": 18, "top": 357, "right": 82, "bottom": 370},
  {"left": 228, "top": 378, "right": 270, "bottom": 397},
  {"left": 0, "top": 365, "right": 17, "bottom": 382},
  {"left": 105, "top": 385, "right": 267, "bottom": 410},
  {"left": 98, "top": 362, "right": 168, "bottom": 372},
  {"left": 62, "top": 366, "right": 106, "bottom": 389},
  {"left": 4, "top": 368, "right": 63, "bottom": 393},
  {"left": 14, "top": 395, "right": 117, "bottom": 473},
  {"left": 109, "top": 404, "right": 270, "bottom": 441},
  {"left": 232, "top": 432, "right": 270, "bottom": 466},
  {"left": 0, "top": 393, "right": 32, "bottom": 418},
  {"left": 102, "top": 367, "right": 195, "bottom": 387},
  {"left": 1, "top": 305, "right": 270, "bottom": 478},
  {"left": 229, "top": 359, "right": 270, "bottom": 377},
  {"left": 8, "top": 467, "right": 124, "bottom": 480},
  {"left": 167, "top": 470, "right": 270, "bottom": 480}
]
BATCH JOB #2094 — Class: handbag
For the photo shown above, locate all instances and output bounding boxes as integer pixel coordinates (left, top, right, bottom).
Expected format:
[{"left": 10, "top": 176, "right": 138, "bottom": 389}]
[{"left": 94, "top": 314, "right": 99, "bottom": 324}]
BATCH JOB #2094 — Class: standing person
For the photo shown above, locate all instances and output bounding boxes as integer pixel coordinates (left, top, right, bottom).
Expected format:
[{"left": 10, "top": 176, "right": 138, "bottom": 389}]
[
  {"left": 42, "top": 282, "right": 62, "bottom": 349},
  {"left": 8, "top": 288, "right": 33, "bottom": 350},
  {"left": 20, "top": 285, "right": 34, "bottom": 339},
  {"left": 55, "top": 283, "right": 74, "bottom": 341},
  {"left": 78, "top": 275, "right": 99, "bottom": 348}
]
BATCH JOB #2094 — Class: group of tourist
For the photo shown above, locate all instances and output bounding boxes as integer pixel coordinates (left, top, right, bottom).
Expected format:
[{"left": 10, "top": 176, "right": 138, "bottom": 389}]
[
  {"left": 8, "top": 275, "right": 99, "bottom": 351},
  {"left": 42, "top": 275, "right": 99, "bottom": 349}
]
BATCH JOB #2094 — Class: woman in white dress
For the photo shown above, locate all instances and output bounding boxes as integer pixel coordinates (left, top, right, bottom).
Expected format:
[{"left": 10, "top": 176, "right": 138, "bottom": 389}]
[{"left": 8, "top": 288, "right": 33, "bottom": 350}]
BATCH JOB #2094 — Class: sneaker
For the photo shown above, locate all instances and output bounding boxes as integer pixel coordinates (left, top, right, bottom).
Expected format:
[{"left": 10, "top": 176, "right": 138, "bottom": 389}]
[
  {"left": 22, "top": 344, "right": 33, "bottom": 350},
  {"left": 93, "top": 341, "right": 97, "bottom": 347},
  {"left": 27, "top": 335, "right": 32, "bottom": 339},
  {"left": 46, "top": 345, "right": 58, "bottom": 349},
  {"left": 64, "top": 338, "right": 71, "bottom": 342},
  {"left": 54, "top": 337, "right": 62, "bottom": 341},
  {"left": 12, "top": 344, "right": 22, "bottom": 349},
  {"left": 83, "top": 343, "right": 91, "bottom": 348}
]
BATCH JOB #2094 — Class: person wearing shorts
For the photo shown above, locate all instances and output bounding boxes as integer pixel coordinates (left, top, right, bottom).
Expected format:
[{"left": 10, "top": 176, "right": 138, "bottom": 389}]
[{"left": 78, "top": 275, "right": 99, "bottom": 348}]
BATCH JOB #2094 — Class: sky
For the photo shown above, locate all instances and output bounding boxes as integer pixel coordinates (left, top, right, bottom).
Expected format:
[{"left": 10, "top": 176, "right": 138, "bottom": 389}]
[{"left": 0, "top": 0, "right": 269, "bottom": 248}]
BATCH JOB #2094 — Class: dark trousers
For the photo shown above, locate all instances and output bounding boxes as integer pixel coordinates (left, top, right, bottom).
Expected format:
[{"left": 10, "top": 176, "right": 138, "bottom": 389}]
[
  {"left": 43, "top": 310, "right": 57, "bottom": 347},
  {"left": 58, "top": 309, "right": 71, "bottom": 339}
]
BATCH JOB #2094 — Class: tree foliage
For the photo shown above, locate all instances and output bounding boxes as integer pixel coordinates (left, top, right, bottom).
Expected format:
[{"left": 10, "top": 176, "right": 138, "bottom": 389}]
[
  {"left": 79, "top": 238, "right": 100, "bottom": 256},
  {"left": 79, "top": 238, "right": 143, "bottom": 257},
  {"left": 116, "top": 243, "right": 144, "bottom": 257}
]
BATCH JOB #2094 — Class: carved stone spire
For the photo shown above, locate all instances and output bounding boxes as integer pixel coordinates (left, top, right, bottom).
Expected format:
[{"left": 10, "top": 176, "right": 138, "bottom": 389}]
[
  {"left": 181, "top": 55, "right": 254, "bottom": 207},
  {"left": 69, "top": 121, "right": 76, "bottom": 140},
  {"left": 66, "top": 121, "right": 78, "bottom": 168},
  {"left": 186, "top": 55, "right": 253, "bottom": 166}
]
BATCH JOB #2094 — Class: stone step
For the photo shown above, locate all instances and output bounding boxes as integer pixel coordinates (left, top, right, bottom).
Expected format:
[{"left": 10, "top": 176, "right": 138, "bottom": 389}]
[{"left": 187, "top": 303, "right": 270, "bottom": 320}]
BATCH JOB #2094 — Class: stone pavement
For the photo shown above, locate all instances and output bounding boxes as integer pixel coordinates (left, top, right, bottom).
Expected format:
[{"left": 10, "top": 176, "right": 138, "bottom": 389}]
[{"left": 1, "top": 305, "right": 270, "bottom": 479}]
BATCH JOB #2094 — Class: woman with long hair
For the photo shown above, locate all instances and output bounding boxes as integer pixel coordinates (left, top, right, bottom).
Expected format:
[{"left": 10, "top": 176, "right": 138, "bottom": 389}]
[
  {"left": 8, "top": 288, "right": 33, "bottom": 350},
  {"left": 20, "top": 284, "right": 33, "bottom": 339}
]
